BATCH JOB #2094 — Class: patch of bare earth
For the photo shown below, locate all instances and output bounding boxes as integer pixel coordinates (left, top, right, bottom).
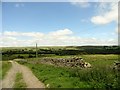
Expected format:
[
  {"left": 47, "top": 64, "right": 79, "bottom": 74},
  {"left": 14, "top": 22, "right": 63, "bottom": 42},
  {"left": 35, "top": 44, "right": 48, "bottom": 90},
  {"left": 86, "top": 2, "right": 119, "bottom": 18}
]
[{"left": 1, "top": 61, "right": 45, "bottom": 88}]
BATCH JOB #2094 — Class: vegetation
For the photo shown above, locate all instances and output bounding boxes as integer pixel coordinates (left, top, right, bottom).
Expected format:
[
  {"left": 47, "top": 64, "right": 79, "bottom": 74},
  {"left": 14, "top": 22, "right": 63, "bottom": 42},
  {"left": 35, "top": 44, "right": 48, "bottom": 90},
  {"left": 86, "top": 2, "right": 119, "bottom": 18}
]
[
  {"left": 2, "top": 46, "right": 120, "bottom": 88},
  {"left": 20, "top": 54, "right": 120, "bottom": 88},
  {"left": 1, "top": 61, "right": 12, "bottom": 79},
  {"left": 13, "top": 72, "right": 27, "bottom": 89},
  {"left": 0, "top": 61, "right": 2, "bottom": 79},
  {"left": 2, "top": 46, "right": 120, "bottom": 60}
]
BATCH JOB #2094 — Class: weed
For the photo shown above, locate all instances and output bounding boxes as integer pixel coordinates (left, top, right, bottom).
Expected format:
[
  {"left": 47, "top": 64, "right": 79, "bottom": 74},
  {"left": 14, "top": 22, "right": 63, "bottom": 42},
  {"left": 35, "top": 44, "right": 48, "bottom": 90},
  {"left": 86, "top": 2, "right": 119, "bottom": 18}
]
[
  {"left": 13, "top": 72, "right": 27, "bottom": 88},
  {"left": 1, "top": 61, "right": 12, "bottom": 79}
]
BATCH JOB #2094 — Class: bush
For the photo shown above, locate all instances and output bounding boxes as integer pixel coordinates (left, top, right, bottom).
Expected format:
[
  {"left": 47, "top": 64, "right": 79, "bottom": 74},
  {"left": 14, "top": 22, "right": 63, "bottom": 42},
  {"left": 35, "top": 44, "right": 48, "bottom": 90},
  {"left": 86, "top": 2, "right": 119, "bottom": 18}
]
[{"left": 69, "top": 67, "right": 119, "bottom": 88}]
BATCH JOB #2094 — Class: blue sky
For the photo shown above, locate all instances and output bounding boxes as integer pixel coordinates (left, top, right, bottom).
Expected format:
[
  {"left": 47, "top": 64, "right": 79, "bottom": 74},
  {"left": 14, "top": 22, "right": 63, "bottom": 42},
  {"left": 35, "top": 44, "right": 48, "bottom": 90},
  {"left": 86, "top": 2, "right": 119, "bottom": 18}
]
[
  {"left": 1, "top": 1, "right": 118, "bottom": 46},
  {"left": 3, "top": 2, "right": 96, "bottom": 32}
]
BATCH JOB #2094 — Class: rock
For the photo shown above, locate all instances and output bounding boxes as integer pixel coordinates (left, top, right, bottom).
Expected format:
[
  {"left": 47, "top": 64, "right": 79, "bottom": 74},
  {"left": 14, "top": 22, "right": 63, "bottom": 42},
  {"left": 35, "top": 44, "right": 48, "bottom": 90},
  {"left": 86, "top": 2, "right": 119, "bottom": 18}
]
[
  {"left": 46, "top": 84, "right": 50, "bottom": 88},
  {"left": 113, "top": 61, "right": 120, "bottom": 71},
  {"left": 41, "top": 57, "right": 91, "bottom": 68},
  {"left": 84, "top": 62, "right": 91, "bottom": 68}
]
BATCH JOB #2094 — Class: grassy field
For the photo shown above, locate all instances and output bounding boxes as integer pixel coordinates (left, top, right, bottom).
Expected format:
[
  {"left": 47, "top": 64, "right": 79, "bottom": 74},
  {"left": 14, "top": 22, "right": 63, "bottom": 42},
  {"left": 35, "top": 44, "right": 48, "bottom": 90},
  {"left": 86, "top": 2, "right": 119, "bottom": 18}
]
[
  {"left": 0, "top": 61, "right": 2, "bottom": 79},
  {"left": 2, "top": 46, "right": 119, "bottom": 88},
  {"left": 21, "top": 54, "right": 119, "bottom": 88},
  {"left": 13, "top": 72, "right": 27, "bottom": 88},
  {"left": 0, "top": 61, "right": 12, "bottom": 79},
  {"left": 80, "top": 54, "right": 118, "bottom": 67}
]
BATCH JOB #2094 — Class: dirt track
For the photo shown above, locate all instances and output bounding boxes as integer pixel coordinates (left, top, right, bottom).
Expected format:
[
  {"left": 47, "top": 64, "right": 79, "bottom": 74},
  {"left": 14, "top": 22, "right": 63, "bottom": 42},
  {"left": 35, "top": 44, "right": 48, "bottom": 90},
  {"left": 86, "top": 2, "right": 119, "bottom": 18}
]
[{"left": 1, "top": 61, "right": 45, "bottom": 88}]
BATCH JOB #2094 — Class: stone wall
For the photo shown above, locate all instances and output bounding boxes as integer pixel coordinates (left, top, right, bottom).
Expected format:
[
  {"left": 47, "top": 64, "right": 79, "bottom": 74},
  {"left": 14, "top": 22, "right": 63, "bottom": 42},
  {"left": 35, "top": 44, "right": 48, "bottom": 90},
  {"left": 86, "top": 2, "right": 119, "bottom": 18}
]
[{"left": 40, "top": 57, "right": 91, "bottom": 68}]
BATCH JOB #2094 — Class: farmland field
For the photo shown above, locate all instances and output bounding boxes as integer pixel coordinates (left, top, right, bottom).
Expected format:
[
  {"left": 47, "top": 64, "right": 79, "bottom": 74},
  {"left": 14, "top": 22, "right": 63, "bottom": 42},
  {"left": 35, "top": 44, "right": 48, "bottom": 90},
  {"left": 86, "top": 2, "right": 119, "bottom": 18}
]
[
  {"left": 2, "top": 1, "right": 120, "bottom": 89},
  {"left": 20, "top": 54, "right": 119, "bottom": 88},
  {"left": 1, "top": 46, "right": 120, "bottom": 88}
]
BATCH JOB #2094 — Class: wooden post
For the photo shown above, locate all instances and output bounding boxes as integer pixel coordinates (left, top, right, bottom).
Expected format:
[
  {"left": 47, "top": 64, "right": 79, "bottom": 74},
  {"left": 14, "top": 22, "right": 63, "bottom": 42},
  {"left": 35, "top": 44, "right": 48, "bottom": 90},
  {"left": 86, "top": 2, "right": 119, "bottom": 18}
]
[{"left": 36, "top": 43, "right": 38, "bottom": 58}]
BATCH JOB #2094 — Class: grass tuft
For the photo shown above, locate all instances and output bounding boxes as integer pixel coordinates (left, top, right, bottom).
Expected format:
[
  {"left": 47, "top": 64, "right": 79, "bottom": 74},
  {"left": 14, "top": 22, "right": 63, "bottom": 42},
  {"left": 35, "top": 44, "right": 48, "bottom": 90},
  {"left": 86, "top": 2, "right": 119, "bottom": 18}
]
[
  {"left": 1, "top": 61, "right": 12, "bottom": 79},
  {"left": 13, "top": 72, "right": 27, "bottom": 89}
]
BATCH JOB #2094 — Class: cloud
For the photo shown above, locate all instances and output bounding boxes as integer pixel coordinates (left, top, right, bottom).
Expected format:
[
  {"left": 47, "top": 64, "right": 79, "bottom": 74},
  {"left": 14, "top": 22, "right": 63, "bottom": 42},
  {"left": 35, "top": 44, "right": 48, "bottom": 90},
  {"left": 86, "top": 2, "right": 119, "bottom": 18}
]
[
  {"left": 91, "top": 2, "right": 118, "bottom": 25},
  {"left": 70, "top": 0, "right": 91, "bottom": 8},
  {"left": 15, "top": 4, "right": 19, "bottom": 7},
  {"left": 4, "top": 31, "right": 20, "bottom": 36},
  {"left": 49, "top": 28, "right": 73, "bottom": 36},
  {"left": 81, "top": 19, "right": 89, "bottom": 23},
  {"left": 116, "top": 26, "right": 120, "bottom": 34},
  {"left": 22, "top": 32, "right": 44, "bottom": 38},
  {"left": 4, "top": 31, "right": 44, "bottom": 38},
  {"left": 15, "top": 3, "right": 24, "bottom": 8},
  {"left": 1, "top": 28, "right": 118, "bottom": 47}
]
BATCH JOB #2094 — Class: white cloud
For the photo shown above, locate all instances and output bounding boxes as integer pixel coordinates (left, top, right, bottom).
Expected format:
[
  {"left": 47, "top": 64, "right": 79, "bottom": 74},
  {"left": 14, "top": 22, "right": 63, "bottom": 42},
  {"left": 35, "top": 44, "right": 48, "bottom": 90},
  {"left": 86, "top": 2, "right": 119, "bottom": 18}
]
[
  {"left": 91, "top": 2, "right": 118, "bottom": 25},
  {"left": 22, "top": 32, "right": 44, "bottom": 38},
  {"left": 115, "top": 27, "right": 118, "bottom": 33},
  {"left": 4, "top": 31, "right": 44, "bottom": 38},
  {"left": 15, "top": 3, "right": 24, "bottom": 8},
  {"left": 15, "top": 4, "right": 20, "bottom": 7},
  {"left": 116, "top": 26, "right": 120, "bottom": 34},
  {"left": 81, "top": 19, "right": 89, "bottom": 23},
  {"left": 49, "top": 28, "right": 73, "bottom": 36},
  {"left": 2, "top": 0, "right": 120, "bottom": 3},
  {"left": 1, "top": 28, "right": 118, "bottom": 47},
  {"left": 70, "top": 0, "right": 91, "bottom": 8},
  {"left": 4, "top": 31, "right": 20, "bottom": 36}
]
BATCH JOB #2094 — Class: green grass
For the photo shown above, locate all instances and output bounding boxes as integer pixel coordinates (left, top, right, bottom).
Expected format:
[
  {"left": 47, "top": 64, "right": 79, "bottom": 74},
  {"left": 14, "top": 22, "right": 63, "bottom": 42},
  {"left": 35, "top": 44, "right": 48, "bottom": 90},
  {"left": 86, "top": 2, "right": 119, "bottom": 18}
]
[
  {"left": 80, "top": 54, "right": 118, "bottom": 68},
  {"left": 13, "top": 72, "right": 27, "bottom": 89},
  {"left": 25, "top": 63, "right": 119, "bottom": 88},
  {"left": 0, "top": 61, "right": 2, "bottom": 79},
  {"left": 21, "top": 54, "right": 119, "bottom": 88},
  {"left": 25, "top": 63, "right": 77, "bottom": 88},
  {"left": 0, "top": 61, "right": 12, "bottom": 79}
]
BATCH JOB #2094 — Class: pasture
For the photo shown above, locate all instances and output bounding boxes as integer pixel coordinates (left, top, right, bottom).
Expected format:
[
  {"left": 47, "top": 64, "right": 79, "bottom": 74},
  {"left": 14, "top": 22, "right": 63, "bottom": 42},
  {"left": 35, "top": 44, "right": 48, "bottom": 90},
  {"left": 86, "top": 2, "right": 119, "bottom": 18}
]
[
  {"left": 1, "top": 46, "right": 120, "bottom": 88},
  {"left": 20, "top": 54, "right": 119, "bottom": 88}
]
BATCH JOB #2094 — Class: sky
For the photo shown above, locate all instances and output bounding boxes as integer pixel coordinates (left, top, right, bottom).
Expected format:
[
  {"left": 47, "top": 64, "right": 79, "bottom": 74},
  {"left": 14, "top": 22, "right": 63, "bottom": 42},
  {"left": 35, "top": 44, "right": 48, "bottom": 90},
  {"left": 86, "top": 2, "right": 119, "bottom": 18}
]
[{"left": 0, "top": 0, "right": 119, "bottom": 47}]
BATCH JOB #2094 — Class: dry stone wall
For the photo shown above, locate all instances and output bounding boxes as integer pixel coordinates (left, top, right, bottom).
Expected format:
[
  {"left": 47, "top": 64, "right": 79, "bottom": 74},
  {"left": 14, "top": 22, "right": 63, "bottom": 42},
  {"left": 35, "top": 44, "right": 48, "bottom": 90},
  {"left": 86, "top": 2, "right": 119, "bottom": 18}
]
[{"left": 40, "top": 57, "right": 91, "bottom": 68}]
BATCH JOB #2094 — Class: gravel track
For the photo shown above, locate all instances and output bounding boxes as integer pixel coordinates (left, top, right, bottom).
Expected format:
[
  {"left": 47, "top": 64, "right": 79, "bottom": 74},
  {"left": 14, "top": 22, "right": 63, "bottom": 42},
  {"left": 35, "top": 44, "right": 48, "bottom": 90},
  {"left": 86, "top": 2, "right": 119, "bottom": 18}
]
[{"left": 1, "top": 61, "right": 45, "bottom": 88}]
